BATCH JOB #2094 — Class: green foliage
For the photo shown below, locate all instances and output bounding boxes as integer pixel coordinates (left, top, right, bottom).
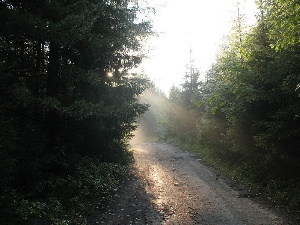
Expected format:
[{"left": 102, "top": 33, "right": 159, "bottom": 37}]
[
  {"left": 156, "top": 0, "right": 300, "bottom": 212},
  {"left": 1, "top": 159, "right": 130, "bottom": 225},
  {"left": 264, "top": 179, "right": 300, "bottom": 209},
  {"left": 0, "top": 0, "right": 152, "bottom": 223},
  {"left": 264, "top": 0, "right": 300, "bottom": 49}
]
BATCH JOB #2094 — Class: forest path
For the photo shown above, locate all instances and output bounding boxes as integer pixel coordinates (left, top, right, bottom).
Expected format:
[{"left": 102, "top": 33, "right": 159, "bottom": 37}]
[{"left": 92, "top": 143, "right": 293, "bottom": 224}]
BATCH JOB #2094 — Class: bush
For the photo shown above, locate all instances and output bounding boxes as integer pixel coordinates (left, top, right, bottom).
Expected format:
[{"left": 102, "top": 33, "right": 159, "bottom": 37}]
[{"left": 1, "top": 158, "right": 130, "bottom": 225}]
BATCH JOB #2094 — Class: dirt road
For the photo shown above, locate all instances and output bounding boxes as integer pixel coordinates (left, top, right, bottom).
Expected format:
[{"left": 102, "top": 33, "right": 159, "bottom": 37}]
[{"left": 93, "top": 143, "right": 295, "bottom": 224}]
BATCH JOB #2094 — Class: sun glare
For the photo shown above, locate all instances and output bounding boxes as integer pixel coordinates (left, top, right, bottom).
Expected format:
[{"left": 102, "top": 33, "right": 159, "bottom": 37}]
[
  {"left": 142, "top": 0, "right": 257, "bottom": 95},
  {"left": 107, "top": 72, "right": 113, "bottom": 77}
]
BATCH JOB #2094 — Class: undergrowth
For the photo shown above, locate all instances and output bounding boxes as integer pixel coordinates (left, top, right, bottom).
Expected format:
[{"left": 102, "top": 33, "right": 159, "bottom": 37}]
[
  {"left": 0, "top": 155, "right": 132, "bottom": 225},
  {"left": 167, "top": 139, "right": 300, "bottom": 215}
]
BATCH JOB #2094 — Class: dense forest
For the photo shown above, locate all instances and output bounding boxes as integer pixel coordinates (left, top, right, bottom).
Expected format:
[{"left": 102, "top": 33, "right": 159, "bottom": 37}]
[
  {"left": 0, "top": 0, "right": 152, "bottom": 224},
  {"left": 1, "top": 0, "right": 300, "bottom": 223},
  {"left": 140, "top": 0, "right": 300, "bottom": 212}
]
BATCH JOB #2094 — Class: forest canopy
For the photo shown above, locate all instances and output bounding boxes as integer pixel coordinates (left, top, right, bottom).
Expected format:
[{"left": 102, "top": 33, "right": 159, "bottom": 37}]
[
  {"left": 0, "top": 0, "right": 152, "bottom": 224},
  {"left": 148, "top": 0, "right": 300, "bottom": 211}
]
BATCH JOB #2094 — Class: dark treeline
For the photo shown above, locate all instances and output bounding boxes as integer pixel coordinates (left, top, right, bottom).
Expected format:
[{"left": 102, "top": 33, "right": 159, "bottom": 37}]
[
  {"left": 153, "top": 0, "right": 300, "bottom": 211},
  {"left": 0, "top": 0, "right": 152, "bottom": 224}
]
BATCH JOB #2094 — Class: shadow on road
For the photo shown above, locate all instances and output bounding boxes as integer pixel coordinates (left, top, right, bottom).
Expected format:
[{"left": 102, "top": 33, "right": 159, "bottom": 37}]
[{"left": 89, "top": 167, "right": 164, "bottom": 225}]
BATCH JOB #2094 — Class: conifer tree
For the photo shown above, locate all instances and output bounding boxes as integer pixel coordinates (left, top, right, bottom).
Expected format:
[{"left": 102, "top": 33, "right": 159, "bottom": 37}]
[{"left": 0, "top": 0, "right": 152, "bottom": 223}]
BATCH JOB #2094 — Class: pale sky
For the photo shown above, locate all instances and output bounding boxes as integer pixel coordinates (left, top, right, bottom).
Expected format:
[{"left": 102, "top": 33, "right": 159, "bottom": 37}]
[{"left": 140, "top": 0, "right": 257, "bottom": 95}]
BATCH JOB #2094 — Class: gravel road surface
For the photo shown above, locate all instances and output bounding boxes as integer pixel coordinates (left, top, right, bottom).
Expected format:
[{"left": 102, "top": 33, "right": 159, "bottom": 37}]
[{"left": 92, "top": 143, "right": 296, "bottom": 225}]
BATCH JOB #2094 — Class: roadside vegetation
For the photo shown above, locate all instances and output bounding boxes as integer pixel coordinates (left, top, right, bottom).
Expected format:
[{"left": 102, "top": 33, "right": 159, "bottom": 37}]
[
  {"left": 0, "top": 0, "right": 152, "bottom": 224},
  {"left": 2, "top": 0, "right": 300, "bottom": 223},
  {"left": 139, "top": 0, "right": 300, "bottom": 214}
]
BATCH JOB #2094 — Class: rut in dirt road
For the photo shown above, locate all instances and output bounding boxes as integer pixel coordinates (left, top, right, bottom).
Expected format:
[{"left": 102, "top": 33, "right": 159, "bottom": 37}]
[{"left": 93, "top": 143, "right": 294, "bottom": 225}]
